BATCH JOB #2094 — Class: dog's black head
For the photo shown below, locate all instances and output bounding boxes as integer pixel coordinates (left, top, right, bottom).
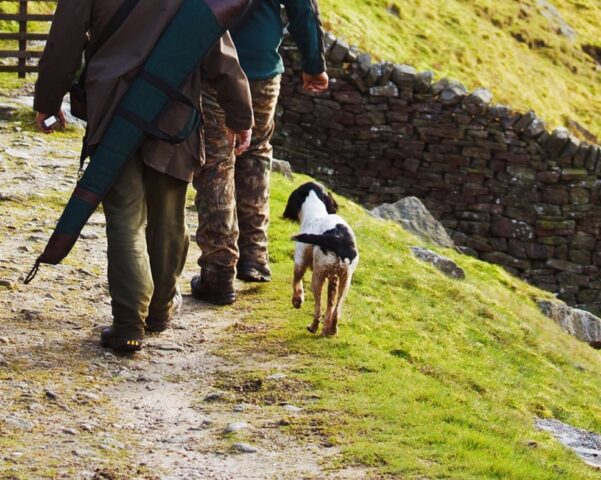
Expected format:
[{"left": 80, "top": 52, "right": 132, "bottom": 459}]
[{"left": 283, "top": 182, "right": 338, "bottom": 221}]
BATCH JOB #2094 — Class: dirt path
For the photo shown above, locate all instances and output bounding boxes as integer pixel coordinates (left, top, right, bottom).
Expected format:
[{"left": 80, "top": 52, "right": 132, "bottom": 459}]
[{"left": 0, "top": 95, "right": 367, "bottom": 480}]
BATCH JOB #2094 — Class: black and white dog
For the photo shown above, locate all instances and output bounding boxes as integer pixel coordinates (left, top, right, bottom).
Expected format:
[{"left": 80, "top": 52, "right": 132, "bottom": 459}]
[{"left": 283, "top": 182, "right": 359, "bottom": 336}]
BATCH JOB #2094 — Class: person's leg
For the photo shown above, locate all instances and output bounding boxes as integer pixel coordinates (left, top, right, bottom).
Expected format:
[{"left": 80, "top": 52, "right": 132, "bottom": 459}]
[
  {"left": 192, "top": 84, "right": 238, "bottom": 304},
  {"left": 101, "top": 152, "right": 152, "bottom": 350},
  {"left": 235, "top": 76, "right": 281, "bottom": 282},
  {"left": 145, "top": 164, "right": 190, "bottom": 331}
]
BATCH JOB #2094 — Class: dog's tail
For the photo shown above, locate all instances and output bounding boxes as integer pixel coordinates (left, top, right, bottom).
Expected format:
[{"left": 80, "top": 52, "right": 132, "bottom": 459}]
[{"left": 292, "top": 224, "right": 358, "bottom": 264}]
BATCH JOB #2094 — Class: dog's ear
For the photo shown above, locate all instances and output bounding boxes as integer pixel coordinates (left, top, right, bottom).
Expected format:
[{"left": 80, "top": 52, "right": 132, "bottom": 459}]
[
  {"left": 324, "top": 191, "right": 338, "bottom": 214},
  {"left": 283, "top": 190, "right": 302, "bottom": 221}
]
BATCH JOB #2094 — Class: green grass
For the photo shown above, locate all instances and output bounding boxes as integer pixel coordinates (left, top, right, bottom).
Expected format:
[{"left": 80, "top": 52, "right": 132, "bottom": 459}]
[
  {"left": 1, "top": 0, "right": 599, "bottom": 139},
  {"left": 227, "top": 172, "right": 601, "bottom": 479},
  {"left": 320, "top": 0, "right": 601, "bottom": 140}
]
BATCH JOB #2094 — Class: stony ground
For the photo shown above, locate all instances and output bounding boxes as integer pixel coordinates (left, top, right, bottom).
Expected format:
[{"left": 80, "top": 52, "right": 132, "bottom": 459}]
[{"left": 0, "top": 92, "right": 370, "bottom": 480}]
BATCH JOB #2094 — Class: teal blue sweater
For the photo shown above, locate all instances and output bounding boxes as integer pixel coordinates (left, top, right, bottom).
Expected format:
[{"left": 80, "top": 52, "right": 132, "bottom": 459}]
[{"left": 232, "top": 0, "right": 326, "bottom": 81}]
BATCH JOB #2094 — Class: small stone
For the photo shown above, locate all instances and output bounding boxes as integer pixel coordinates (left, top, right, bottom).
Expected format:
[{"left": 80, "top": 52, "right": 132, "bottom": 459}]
[
  {"left": 0, "top": 337, "right": 10, "bottom": 345},
  {"left": 233, "top": 404, "right": 246, "bottom": 413},
  {"left": 28, "top": 403, "right": 44, "bottom": 413},
  {"left": 266, "top": 373, "right": 287, "bottom": 381},
  {"left": 44, "top": 389, "right": 59, "bottom": 400},
  {"left": 415, "top": 71, "right": 433, "bottom": 93},
  {"left": 4, "top": 148, "right": 31, "bottom": 160},
  {"left": 224, "top": 422, "right": 250, "bottom": 434},
  {"left": 0, "top": 279, "right": 15, "bottom": 289},
  {"left": 369, "top": 82, "right": 398, "bottom": 97},
  {"left": 203, "top": 391, "right": 229, "bottom": 402},
  {"left": 62, "top": 427, "right": 79, "bottom": 435},
  {"left": 411, "top": 247, "right": 466, "bottom": 280},
  {"left": 80, "top": 423, "right": 95, "bottom": 433},
  {"left": 233, "top": 443, "right": 257, "bottom": 454},
  {"left": 80, "top": 231, "right": 100, "bottom": 240},
  {"left": 151, "top": 342, "right": 184, "bottom": 352},
  {"left": 282, "top": 405, "right": 302, "bottom": 413},
  {"left": 77, "top": 391, "right": 100, "bottom": 403},
  {"left": 72, "top": 449, "right": 97, "bottom": 458},
  {"left": 4, "top": 415, "right": 34, "bottom": 432}
]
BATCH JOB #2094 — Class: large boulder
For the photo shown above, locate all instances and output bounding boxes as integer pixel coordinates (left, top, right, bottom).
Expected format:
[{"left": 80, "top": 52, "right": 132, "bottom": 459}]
[
  {"left": 370, "top": 197, "right": 455, "bottom": 248},
  {"left": 538, "top": 300, "right": 601, "bottom": 348}
]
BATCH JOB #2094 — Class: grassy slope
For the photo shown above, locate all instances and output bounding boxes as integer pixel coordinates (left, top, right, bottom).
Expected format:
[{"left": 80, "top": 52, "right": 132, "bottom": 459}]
[
  {"left": 227, "top": 172, "right": 601, "bottom": 479},
  {"left": 319, "top": 0, "right": 601, "bottom": 140},
  {"left": 1, "top": 0, "right": 599, "bottom": 139}
]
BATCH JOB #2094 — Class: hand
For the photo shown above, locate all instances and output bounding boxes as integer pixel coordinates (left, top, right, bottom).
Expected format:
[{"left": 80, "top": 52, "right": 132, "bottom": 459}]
[
  {"left": 35, "top": 110, "right": 67, "bottom": 134},
  {"left": 226, "top": 128, "right": 252, "bottom": 156},
  {"left": 302, "top": 72, "right": 329, "bottom": 93}
]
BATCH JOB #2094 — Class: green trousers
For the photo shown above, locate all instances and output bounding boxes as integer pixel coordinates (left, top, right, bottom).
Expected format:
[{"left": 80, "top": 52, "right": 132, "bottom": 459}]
[{"left": 102, "top": 152, "right": 190, "bottom": 337}]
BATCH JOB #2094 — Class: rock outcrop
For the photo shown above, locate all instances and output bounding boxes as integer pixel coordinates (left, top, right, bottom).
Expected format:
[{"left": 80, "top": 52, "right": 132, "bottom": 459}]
[
  {"left": 371, "top": 197, "right": 454, "bottom": 248},
  {"left": 538, "top": 300, "right": 601, "bottom": 348}
]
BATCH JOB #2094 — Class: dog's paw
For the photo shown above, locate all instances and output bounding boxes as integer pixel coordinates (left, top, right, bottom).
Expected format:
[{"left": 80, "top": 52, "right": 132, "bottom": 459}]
[
  {"left": 292, "top": 295, "right": 303, "bottom": 309},
  {"left": 321, "top": 328, "right": 337, "bottom": 337}
]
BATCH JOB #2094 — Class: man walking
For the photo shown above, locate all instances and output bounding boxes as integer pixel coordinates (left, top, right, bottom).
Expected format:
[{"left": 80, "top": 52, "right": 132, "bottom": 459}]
[
  {"left": 192, "top": 0, "right": 328, "bottom": 305},
  {"left": 34, "top": 0, "right": 253, "bottom": 352}
]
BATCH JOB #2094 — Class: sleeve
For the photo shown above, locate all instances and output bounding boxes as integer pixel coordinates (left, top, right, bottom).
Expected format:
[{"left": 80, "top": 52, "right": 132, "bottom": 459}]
[
  {"left": 201, "top": 33, "right": 254, "bottom": 132},
  {"left": 34, "top": 0, "right": 91, "bottom": 114},
  {"left": 282, "top": 0, "right": 326, "bottom": 75}
]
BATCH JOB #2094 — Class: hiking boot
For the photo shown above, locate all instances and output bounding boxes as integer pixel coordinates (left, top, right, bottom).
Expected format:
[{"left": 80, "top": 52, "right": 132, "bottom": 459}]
[
  {"left": 145, "top": 288, "right": 182, "bottom": 333},
  {"left": 100, "top": 326, "right": 143, "bottom": 354},
  {"left": 236, "top": 261, "right": 271, "bottom": 283},
  {"left": 191, "top": 274, "right": 236, "bottom": 305}
]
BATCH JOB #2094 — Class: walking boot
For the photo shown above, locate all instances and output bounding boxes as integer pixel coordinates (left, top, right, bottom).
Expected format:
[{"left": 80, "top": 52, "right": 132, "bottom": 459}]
[
  {"left": 236, "top": 261, "right": 271, "bottom": 283},
  {"left": 100, "top": 326, "right": 143, "bottom": 354},
  {"left": 191, "top": 273, "right": 236, "bottom": 305},
  {"left": 145, "top": 288, "right": 182, "bottom": 333}
]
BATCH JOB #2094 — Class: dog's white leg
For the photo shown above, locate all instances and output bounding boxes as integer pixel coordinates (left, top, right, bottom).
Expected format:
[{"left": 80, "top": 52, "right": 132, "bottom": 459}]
[
  {"left": 308, "top": 271, "right": 325, "bottom": 334},
  {"left": 322, "top": 275, "right": 340, "bottom": 336}
]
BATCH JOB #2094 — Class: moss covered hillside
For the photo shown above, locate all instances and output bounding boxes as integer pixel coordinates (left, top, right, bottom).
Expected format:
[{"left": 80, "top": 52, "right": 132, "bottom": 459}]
[{"left": 319, "top": 0, "right": 601, "bottom": 141}]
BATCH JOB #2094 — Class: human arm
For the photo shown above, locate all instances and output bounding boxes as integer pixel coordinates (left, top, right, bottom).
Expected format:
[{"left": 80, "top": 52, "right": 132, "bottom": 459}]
[
  {"left": 34, "top": 0, "right": 91, "bottom": 130},
  {"left": 202, "top": 32, "right": 254, "bottom": 153},
  {"left": 282, "top": 0, "right": 328, "bottom": 92}
]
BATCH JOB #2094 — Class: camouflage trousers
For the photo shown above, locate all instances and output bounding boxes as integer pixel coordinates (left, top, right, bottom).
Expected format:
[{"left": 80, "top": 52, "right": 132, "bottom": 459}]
[{"left": 193, "top": 76, "right": 281, "bottom": 282}]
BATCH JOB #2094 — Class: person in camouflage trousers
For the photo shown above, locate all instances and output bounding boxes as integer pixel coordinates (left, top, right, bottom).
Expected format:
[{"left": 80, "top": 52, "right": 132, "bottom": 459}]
[{"left": 192, "top": 0, "right": 329, "bottom": 305}]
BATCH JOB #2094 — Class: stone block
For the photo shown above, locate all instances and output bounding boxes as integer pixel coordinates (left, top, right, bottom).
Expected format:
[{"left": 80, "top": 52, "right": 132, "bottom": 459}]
[
  {"left": 392, "top": 64, "right": 417, "bottom": 87},
  {"left": 482, "top": 252, "right": 530, "bottom": 271},
  {"left": 369, "top": 82, "right": 398, "bottom": 97},
  {"left": 328, "top": 39, "right": 350, "bottom": 64},
  {"left": 561, "top": 168, "right": 589, "bottom": 181},
  {"left": 547, "top": 259, "right": 584, "bottom": 274},
  {"left": 415, "top": 71, "right": 433, "bottom": 93},
  {"left": 513, "top": 111, "right": 536, "bottom": 132},
  {"left": 491, "top": 216, "right": 535, "bottom": 240},
  {"left": 540, "top": 188, "right": 569, "bottom": 205},
  {"left": 463, "top": 88, "right": 493, "bottom": 115},
  {"left": 546, "top": 128, "right": 570, "bottom": 157}
]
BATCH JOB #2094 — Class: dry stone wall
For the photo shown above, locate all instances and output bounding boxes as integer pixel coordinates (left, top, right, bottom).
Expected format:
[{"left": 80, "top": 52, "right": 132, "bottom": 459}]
[{"left": 272, "top": 33, "right": 601, "bottom": 313}]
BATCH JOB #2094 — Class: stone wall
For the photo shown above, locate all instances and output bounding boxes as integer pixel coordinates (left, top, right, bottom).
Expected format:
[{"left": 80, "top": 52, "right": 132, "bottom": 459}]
[{"left": 272, "top": 34, "right": 601, "bottom": 313}]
